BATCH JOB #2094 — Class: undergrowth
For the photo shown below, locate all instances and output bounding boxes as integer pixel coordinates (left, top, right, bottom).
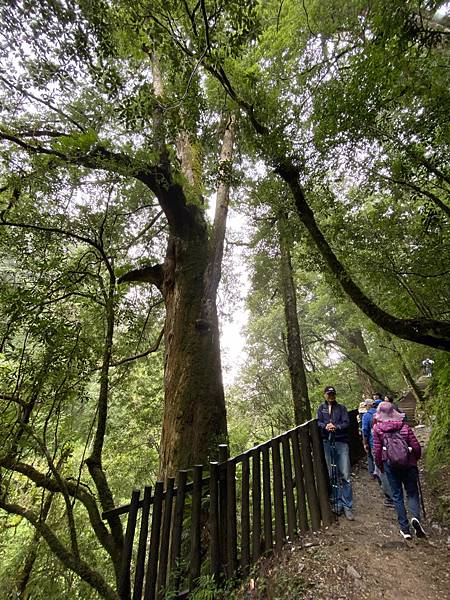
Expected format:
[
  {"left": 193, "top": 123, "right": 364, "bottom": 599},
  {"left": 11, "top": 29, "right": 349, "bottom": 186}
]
[{"left": 424, "top": 353, "right": 450, "bottom": 525}]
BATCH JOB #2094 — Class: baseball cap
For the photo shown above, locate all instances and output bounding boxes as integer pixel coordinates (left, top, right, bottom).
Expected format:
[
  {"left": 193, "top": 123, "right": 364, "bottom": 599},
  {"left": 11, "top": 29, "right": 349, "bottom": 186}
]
[{"left": 324, "top": 386, "right": 336, "bottom": 394}]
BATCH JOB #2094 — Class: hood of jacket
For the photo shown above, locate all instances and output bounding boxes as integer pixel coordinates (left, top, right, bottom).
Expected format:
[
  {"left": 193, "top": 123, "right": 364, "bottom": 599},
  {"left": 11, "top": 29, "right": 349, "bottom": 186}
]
[{"left": 376, "top": 420, "right": 404, "bottom": 433}]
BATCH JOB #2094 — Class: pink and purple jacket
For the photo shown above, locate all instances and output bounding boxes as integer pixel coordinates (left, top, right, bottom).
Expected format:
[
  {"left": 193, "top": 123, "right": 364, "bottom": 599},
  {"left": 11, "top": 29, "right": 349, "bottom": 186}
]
[{"left": 373, "top": 420, "right": 421, "bottom": 468}]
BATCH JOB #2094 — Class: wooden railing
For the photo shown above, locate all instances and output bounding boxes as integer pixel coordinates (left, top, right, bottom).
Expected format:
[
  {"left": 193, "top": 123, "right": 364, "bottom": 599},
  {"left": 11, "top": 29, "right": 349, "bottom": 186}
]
[{"left": 103, "top": 415, "right": 362, "bottom": 600}]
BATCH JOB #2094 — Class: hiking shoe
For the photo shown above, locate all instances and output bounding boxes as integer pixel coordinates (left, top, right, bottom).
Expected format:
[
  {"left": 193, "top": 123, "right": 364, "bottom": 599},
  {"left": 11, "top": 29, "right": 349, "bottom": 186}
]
[
  {"left": 343, "top": 508, "right": 355, "bottom": 521},
  {"left": 411, "top": 518, "right": 427, "bottom": 538},
  {"left": 400, "top": 529, "right": 412, "bottom": 540}
]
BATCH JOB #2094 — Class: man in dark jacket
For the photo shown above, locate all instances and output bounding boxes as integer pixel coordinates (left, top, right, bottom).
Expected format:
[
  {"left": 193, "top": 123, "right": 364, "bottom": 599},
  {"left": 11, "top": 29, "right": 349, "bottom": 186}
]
[{"left": 317, "top": 386, "right": 354, "bottom": 520}]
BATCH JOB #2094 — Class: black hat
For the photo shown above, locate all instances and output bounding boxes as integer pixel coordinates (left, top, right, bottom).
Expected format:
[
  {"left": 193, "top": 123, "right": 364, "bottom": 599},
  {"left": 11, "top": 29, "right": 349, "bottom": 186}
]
[{"left": 324, "top": 386, "right": 336, "bottom": 394}]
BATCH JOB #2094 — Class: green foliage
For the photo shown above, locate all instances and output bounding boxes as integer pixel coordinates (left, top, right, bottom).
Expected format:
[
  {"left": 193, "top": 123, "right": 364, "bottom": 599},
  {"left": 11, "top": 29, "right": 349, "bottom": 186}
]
[
  {"left": 187, "top": 573, "right": 240, "bottom": 600},
  {"left": 425, "top": 354, "right": 450, "bottom": 525}
]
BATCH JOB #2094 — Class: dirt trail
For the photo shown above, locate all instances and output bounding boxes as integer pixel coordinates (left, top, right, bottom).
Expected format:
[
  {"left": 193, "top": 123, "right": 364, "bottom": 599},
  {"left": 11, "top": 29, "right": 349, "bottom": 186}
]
[{"left": 238, "top": 428, "right": 450, "bottom": 600}]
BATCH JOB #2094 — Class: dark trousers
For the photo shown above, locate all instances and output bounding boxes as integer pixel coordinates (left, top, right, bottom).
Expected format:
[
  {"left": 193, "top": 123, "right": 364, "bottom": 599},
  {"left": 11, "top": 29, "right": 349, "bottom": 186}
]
[{"left": 384, "top": 463, "right": 421, "bottom": 533}]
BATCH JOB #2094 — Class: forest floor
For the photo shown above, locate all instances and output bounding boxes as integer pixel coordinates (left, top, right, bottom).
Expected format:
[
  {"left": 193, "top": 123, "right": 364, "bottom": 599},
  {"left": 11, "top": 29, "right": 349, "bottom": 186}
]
[{"left": 235, "top": 426, "right": 450, "bottom": 600}]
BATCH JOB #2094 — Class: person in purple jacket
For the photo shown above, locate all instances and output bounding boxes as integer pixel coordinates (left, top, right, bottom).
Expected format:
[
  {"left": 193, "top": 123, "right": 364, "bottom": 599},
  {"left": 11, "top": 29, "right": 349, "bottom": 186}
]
[
  {"left": 373, "top": 402, "right": 426, "bottom": 540},
  {"left": 317, "top": 386, "right": 354, "bottom": 520}
]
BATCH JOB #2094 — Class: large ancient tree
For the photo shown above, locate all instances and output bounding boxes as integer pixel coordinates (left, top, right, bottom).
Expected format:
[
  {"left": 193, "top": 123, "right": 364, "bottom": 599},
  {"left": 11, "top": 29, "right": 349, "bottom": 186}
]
[
  {"left": 0, "top": 1, "right": 245, "bottom": 480},
  {"left": 0, "top": 2, "right": 240, "bottom": 596}
]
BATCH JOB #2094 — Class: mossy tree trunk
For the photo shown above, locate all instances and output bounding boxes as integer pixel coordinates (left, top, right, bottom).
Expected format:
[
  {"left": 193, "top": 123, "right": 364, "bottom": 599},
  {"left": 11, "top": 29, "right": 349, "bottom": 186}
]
[{"left": 278, "top": 213, "right": 311, "bottom": 423}]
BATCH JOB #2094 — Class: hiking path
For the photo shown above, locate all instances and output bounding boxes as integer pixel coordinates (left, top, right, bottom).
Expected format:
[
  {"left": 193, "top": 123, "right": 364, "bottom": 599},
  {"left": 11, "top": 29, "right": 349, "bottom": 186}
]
[{"left": 237, "top": 426, "right": 450, "bottom": 600}]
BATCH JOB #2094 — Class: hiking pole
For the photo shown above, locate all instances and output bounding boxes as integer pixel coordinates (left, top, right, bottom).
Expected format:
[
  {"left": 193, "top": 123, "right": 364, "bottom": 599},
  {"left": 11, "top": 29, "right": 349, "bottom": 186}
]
[
  {"left": 417, "top": 470, "right": 426, "bottom": 520},
  {"left": 328, "top": 431, "right": 339, "bottom": 516}
]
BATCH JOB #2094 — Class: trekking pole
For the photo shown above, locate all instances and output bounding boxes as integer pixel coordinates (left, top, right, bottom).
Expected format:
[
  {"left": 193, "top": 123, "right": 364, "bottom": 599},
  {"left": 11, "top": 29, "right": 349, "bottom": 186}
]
[
  {"left": 417, "top": 470, "right": 426, "bottom": 520},
  {"left": 328, "top": 431, "right": 339, "bottom": 516}
]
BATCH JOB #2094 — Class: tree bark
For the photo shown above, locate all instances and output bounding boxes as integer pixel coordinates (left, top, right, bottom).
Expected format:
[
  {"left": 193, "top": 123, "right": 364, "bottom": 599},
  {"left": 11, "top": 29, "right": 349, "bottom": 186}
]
[
  {"left": 278, "top": 213, "right": 311, "bottom": 423},
  {"left": 383, "top": 334, "right": 425, "bottom": 403},
  {"left": 342, "top": 328, "right": 379, "bottom": 397},
  {"left": 158, "top": 223, "right": 227, "bottom": 479}
]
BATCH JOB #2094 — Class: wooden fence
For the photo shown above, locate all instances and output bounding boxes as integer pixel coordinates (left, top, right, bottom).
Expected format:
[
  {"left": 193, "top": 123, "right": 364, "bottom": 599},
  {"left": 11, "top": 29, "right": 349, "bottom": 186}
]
[{"left": 103, "top": 415, "right": 362, "bottom": 600}]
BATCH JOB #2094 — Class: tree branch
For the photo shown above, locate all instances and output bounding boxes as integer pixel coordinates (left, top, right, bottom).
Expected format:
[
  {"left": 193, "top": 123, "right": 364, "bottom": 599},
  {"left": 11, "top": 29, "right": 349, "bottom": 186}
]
[
  {"left": 276, "top": 162, "right": 450, "bottom": 351},
  {"left": 0, "top": 499, "right": 119, "bottom": 600},
  {"left": 110, "top": 327, "right": 164, "bottom": 367},
  {"left": 118, "top": 264, "right": 164, "bottom": 290},
  {"left": 0, "top": 456, "right": 119, "bottom": 564}
]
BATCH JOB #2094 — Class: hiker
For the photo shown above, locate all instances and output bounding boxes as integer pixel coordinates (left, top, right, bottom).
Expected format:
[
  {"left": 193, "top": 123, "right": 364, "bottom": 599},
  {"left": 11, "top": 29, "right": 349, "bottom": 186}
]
[
  {"left": 384, "top": 394, "right": 400, "bottom": 412},
  {"left": 357, "top": 398, "right": 372, "bottom": 436},
  {"left": 373, "top": 402, "right": 426, "bottom": 540},
  {"left": 363, "top": 397, "right": 394, "bottom": 506},
  {"left": 317, "top": 386, "right": 354, "bottom": 520},
  {"left": 361, "top": 398, "right": 377, "bottom": 476},
  {"left": 422, "top": 358, "right": 434, "bottom": 377}
]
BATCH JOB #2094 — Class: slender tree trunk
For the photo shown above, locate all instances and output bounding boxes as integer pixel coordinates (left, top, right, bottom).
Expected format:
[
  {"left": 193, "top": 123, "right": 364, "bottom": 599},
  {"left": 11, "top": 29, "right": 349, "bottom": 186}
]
[
  {"left": 342, "top": 328, "right": 379, "bottom": 397},
  {"left": 278, "top": 213, "right": 311, "bottom": 423},
  {"left": 382, "top": 333, "right": 425, "bottom": 403}
]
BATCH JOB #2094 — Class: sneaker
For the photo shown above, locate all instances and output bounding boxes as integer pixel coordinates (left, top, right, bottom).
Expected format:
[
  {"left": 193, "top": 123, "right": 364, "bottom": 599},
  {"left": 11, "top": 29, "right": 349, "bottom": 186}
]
[
  {"left": 343, "top": 508, "right": 355, "bottom": 521},
  {"left": 400, "top": 529, "right": 412, "bottom": 540},
  {"left": 411, "top": 518, "right": 426, "bottom": 538}
]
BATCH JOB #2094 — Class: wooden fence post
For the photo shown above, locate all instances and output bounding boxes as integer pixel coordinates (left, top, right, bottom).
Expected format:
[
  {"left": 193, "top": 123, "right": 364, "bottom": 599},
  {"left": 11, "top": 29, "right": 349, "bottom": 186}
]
[
  {"left": 262, "top": 444, "right": 273, "bottom": 552},
  {"left": 169, "top": 470, "right": 187, "bottom": 591},
  {"left": 226, "top": 459, "right": 238, "bottom": 576},
  {"left": 281, "top": 435, "right": 297, "bottom": 541},
  {"left": 309, "top": 421, "right": 334, "bottom": 526},
  {"left": 298, "top": 426, "right": 321, "bottom": 530},
  {"left": 251, "top": 448, "right": 262, "bottom": 561},
  {"left": 218, "top": 444, "right": 229, "bottom": 573},
  {"left": 119, "top": 489, "right": 140, "bottom": 600},
  {"left": 241, "top": 454, "right": 250, "bottom": 575},
  {"left": 144, "top": 481, "right": 164, "bottom": 600},
  {"left": 290, "top": 430, "right": 308, "bottom": 534},
  {"left": 157, "top": 478, "right": 175, "bottom": 598},
  {"left": 209, "top": 462, "right": 220, "bottom": 580},
  {"left": 271, "top": 438, "right": 285, "bottom": 551},
  {"left": 189, "top": 465, "right": 203, "bottom": 590},
  {"left": 134, "top": 485, "right": 152, "bottom": 599}
]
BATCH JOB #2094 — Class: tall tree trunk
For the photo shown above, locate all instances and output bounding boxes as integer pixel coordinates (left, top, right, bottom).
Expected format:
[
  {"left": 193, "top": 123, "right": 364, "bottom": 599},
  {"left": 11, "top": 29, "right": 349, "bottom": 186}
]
[
  {"left": 278, "top": 213, "right": 311, "bottom": 423},
  {"left": 158, "top": 115, "right": 236, "bottom": 479},
  {"left": 382, "top": 333, "right": 425, "bottom": 403},
  {"left": 158, "top": 227, "right": 227, "bottom": 479},
  {"left": 342, "top": 328, "right": 379, "bottom": 397}
]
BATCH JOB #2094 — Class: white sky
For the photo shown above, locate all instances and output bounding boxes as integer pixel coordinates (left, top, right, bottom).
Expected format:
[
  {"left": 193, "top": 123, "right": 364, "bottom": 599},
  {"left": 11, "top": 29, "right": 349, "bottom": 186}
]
[{"left": 207, "top": 198, "right": 250, "bottom": 386}]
